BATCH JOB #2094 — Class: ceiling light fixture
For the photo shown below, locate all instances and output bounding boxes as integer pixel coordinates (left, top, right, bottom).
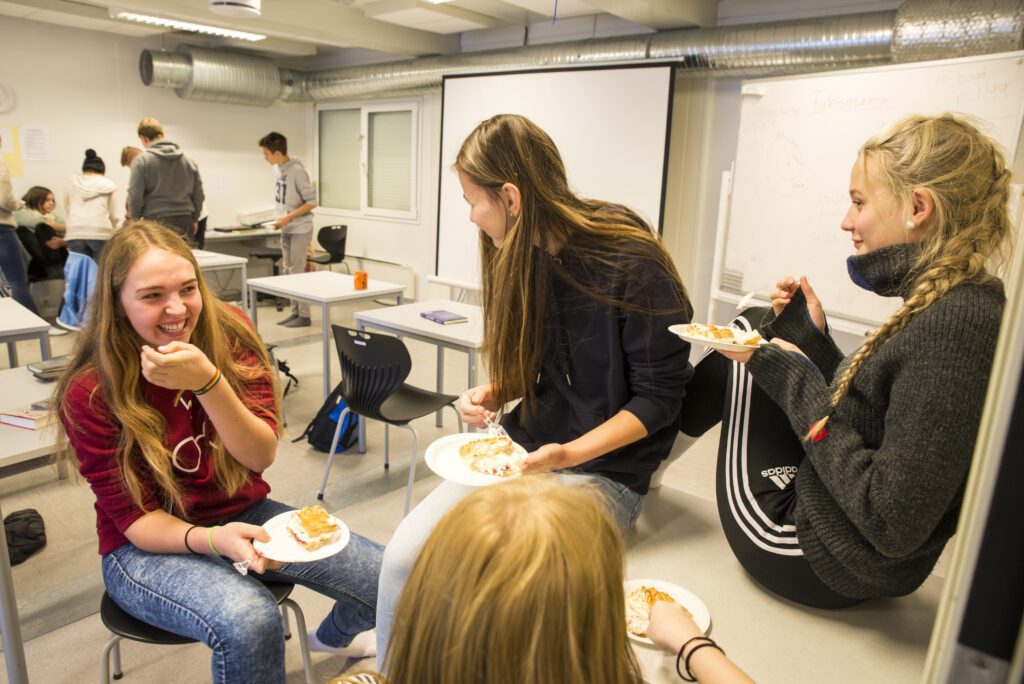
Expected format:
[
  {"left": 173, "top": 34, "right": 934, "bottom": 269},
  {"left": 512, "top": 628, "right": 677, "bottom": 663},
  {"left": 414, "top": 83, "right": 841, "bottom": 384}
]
[
  {"left": 108, "top": 8, "right": 266, "bottom": 41},
  {"left": 210, "top": 0, "right": 261, "bottom": 18}
]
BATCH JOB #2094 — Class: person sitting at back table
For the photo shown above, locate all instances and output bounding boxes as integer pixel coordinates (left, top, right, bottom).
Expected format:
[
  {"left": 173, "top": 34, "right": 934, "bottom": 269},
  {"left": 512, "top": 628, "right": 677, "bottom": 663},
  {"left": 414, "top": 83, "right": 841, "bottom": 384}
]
[
  {"left": 54, "top": 221, "right": 383, "bottom": 683},
  {"left": 332, "top": 476, "right": 754, "bottom": 684},
  {"left": 15, "top": 185, "right": 67, "bottom": 280},
  {"left": 678, "top": 113, "right": 1012, "bottom": 608},
  {"left": 376, "top": 113, "right": 694, "bottom": 660}
]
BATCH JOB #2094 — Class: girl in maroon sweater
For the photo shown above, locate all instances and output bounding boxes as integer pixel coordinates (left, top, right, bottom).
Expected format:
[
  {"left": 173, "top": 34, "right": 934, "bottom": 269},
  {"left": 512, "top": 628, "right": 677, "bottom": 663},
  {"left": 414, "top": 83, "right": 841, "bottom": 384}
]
[{"left": 55, "top": 221, "right": 382, "bottom": 683}]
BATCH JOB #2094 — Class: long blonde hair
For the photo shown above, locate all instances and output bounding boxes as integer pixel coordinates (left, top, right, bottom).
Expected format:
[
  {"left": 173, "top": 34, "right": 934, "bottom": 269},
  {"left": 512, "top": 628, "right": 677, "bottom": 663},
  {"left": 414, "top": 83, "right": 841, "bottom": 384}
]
[
  {"left": 809, "top": 114, "right": 1013, "bottom": 439},
  {"left": 455, "top": 114, "right": 692, "bottom": 408},
  {"left": 383, "top": 475, "right": 643, "bottom": 684},
  {"left": 54, "top": 221, "right": 279, "bottom": 516}
]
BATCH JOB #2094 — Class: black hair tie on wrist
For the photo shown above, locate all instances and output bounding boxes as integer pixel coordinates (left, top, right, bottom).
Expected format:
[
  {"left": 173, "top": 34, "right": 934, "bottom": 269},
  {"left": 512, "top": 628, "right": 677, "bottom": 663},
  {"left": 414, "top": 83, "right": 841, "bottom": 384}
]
[
  {"left": 676, "top": 636, "right": 714, "bottom": 681},
  {"left": 183, "top": 525, "right": 201, "bottom": 554},
  {"left": 684, "top": 640, "right": 725, "bottom": 681}
]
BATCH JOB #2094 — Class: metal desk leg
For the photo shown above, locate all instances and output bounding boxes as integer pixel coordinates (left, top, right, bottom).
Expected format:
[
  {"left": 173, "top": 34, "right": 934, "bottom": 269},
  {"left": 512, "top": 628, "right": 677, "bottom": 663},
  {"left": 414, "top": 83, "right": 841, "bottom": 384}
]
[
  {"left": 240, "top": 263, "right": 248, "bottom": 309},
  {"left": 356, "top": 322, "right": 366, "bottom": 454},
  {"left": 39, "top": 332, "right": 51, "bottom": 361},
  {"left": 435, "top": 346, "right": 444, "bottom": 427},
  {"left": 322, "top": 302, "right": 331, "bottom": 400},
  {"left": 0, "top": 503, "right": 29, "bottom": 684},
  {"left": 6, "top": 342, "right": 16, "bottom": 368},
  {"left": 249, "top": 286, "right": 259, "bottom": 327}
]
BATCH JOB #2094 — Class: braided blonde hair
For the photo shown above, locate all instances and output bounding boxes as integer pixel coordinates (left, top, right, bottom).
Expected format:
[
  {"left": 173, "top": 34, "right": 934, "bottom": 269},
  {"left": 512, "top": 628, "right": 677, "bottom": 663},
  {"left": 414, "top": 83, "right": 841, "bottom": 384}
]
[{"left": 808, "top": 114, "right": 1013, "bottom": 440}]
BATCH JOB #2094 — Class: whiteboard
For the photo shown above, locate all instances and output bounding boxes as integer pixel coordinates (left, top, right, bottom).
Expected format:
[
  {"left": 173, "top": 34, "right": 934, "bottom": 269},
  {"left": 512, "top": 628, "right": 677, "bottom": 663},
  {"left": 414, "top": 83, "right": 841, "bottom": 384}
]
[
  {"left": 436, "top": 65, "right": 674, "bottom": 288},
  {"left": 722, "top": 52, "right": 1024, "bottom": 328}
]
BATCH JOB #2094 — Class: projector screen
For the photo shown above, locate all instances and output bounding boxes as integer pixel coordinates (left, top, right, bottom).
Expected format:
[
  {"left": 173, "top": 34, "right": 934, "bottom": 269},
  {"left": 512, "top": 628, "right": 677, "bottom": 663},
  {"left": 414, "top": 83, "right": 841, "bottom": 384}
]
[{"left": 435, "top": 65, "right": 674, "bottom": 289}]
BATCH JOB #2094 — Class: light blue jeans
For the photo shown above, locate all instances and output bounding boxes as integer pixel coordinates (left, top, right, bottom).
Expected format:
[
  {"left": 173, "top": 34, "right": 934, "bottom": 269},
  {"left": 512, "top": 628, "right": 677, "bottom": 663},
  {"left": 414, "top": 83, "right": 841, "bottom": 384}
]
[
  {"left": 102, "top": 498, "right": 383, "bottom": 684},
  {"left": 375, "top": 472, "right": 643, "bottom": 667}
]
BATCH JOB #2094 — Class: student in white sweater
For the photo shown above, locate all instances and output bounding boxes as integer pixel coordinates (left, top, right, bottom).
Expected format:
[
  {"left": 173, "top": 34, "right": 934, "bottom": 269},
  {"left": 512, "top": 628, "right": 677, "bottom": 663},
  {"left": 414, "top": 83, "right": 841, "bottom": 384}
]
[{"left": 64, "top": 149, "right": 119, "bottom": 262}]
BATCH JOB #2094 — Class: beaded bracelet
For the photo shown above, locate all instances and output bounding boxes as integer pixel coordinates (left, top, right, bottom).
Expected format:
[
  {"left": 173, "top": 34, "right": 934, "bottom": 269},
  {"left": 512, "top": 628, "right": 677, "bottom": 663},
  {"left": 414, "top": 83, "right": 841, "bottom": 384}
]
[
  {"left": 676, "top": 637, "right": 714, "bottom": 681},
  {"left": 183, "top": 525, "right": 200, "bottom": 554},
  {"left": 207, "top": 525, "right": 222, "bottom": 556},
  {"left": 683, "top": 641, "right": 725, "bottom": 682}
]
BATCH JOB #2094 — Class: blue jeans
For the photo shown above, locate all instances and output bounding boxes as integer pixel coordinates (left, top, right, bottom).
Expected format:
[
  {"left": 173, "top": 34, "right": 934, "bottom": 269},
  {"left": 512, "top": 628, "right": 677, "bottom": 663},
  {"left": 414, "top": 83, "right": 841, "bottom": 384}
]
[
  {"left": 375, "top": 473, "right": 643, "bottom": 666},
  {"left": 102, "top": 498, "right": 383, "bottom": 684},
  {"left": 0, "top": 226, "right": 40, "bottom": 314}
]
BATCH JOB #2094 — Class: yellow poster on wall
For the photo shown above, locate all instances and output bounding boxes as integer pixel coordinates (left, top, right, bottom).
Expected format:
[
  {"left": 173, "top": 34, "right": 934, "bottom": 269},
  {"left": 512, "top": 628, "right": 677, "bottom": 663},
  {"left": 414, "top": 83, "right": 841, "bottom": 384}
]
[{"left": 0, "top": 125, "right": 24, "bottom": 177}]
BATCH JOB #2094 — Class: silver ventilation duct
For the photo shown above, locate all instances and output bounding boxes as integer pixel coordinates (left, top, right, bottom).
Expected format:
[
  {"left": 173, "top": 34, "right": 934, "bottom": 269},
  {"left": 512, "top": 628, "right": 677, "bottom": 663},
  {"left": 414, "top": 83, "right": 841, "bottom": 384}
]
[
  {"left": 138, "top": 0, "right": 1024, "bottom": 106},
  {"left": 140, "top": 45, "right": 282, "bottom": 106}
]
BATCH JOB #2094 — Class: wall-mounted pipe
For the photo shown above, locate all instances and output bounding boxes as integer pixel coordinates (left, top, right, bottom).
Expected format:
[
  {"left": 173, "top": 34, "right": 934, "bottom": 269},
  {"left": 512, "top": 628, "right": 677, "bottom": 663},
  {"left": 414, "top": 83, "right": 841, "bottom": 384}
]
[{"left": 138, "top": 0, "right": 1024, "bottom": 106}]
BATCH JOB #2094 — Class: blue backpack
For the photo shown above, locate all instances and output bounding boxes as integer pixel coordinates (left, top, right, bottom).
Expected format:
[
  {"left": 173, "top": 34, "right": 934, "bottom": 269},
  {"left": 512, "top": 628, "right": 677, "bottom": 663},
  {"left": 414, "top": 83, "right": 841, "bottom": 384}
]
[{"left": 293, "top": 382, "right": 359, "bottom": 453}]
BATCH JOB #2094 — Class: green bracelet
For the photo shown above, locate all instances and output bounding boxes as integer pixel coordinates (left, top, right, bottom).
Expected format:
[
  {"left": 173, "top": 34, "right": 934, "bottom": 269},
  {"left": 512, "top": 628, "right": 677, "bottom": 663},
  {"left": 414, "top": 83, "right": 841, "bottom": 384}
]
[{"left": 207, "top": 525, "right": 222, "bottom": 556}]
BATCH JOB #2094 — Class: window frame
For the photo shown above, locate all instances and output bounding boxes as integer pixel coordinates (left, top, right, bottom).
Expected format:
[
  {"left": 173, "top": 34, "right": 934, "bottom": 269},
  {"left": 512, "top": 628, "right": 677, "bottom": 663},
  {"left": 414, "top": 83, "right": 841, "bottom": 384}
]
[{"left": 315, "top": 99, "right": 420, "bottom": 221}]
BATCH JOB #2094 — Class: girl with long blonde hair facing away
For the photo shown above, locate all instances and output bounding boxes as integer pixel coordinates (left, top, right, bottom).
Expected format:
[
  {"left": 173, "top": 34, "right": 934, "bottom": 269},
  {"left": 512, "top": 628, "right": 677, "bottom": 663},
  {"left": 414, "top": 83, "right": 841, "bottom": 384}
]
[
  {"left": 375, "top": 114, "right": 695, "bottom": 658},
  {"left": 336, "top": 477, "right": 753, "bottom": 684},
  {"left": 678, "top": 113, "right": 1012, "bottom": 608},
  {"left": 54, "top": 221, "right": 383, "bottom": 683}
]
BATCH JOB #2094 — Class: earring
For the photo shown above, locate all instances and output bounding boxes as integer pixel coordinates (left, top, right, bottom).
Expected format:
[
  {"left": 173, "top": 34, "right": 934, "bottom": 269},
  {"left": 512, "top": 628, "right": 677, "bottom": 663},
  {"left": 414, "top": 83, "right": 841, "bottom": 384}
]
[{"left": 904, "top": 219, "right": 915, "bottom": 231}]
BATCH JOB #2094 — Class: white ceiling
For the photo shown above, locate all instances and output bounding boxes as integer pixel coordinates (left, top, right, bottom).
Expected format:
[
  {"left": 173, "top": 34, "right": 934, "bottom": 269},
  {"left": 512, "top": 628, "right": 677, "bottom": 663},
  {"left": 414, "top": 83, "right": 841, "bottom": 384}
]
[{"left": 0, "top": 0, "right": 718, "bottom": 64}]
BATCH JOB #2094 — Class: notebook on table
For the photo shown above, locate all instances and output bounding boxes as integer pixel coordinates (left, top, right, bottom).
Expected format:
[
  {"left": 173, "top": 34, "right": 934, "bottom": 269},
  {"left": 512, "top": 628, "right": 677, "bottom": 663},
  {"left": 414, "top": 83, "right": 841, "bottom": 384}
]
[{"left": 420, "top": 310, "right": 468, "bottom": 325}]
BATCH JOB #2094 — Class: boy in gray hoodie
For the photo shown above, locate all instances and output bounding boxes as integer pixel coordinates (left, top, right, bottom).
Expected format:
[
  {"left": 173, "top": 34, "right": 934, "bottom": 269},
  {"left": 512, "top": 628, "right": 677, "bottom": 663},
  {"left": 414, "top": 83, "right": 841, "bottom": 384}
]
[
  {"left": 128, "top": 118, "right": 204, "bottom": 243},
  {"left": 259, "top": 131, "right": 317, "bottom": 327}
]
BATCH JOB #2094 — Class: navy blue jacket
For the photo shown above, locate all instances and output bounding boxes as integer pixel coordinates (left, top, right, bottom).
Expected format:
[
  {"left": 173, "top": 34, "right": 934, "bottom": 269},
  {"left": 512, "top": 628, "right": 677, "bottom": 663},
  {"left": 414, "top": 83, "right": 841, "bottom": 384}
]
[{"left": 503, "top": 248, "right": 693, "bottom": 494}]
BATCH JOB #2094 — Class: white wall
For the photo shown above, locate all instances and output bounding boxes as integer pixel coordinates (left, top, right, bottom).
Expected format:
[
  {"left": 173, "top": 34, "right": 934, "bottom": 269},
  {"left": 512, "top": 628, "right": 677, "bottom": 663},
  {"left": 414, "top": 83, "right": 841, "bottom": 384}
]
[{"left": 0, "top": 18, "right": 311, "bottom": 231}]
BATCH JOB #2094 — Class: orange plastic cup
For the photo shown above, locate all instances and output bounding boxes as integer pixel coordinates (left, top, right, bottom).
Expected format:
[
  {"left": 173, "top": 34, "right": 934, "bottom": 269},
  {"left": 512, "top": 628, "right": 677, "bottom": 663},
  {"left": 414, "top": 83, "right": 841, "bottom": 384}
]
[{"left": 354, "top": 271, "right": 368, "bottom": 290}]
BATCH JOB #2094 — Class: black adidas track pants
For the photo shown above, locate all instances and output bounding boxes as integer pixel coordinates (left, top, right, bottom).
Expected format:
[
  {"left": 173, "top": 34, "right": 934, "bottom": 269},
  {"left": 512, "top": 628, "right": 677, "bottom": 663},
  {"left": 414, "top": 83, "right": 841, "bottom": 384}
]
[{"left": 680, "top": 308, "right": 860, "bottom": 609}]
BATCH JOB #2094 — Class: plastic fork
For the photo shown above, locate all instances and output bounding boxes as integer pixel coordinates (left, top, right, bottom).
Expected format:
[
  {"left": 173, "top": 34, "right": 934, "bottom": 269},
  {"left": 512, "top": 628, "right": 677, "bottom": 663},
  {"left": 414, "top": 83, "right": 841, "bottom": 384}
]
[{"left": 482, "top": 412, "right": 510, "bottom": 440}]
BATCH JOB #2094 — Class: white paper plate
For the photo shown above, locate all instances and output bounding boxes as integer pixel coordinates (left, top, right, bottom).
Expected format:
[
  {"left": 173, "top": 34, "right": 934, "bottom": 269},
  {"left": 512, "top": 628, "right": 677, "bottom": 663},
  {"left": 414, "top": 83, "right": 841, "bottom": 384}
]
[
  {"left": 252, "top": 510, "right": 351, "bottom": 563},
  {"left": 624, "top": 578, "right": 712, "bottom": 646},
  {"left": 424, "top": 432, "right": 528, "bottom": 487},
  {"left": 668, "top": 323, "right": 767, "bottom": 353}
]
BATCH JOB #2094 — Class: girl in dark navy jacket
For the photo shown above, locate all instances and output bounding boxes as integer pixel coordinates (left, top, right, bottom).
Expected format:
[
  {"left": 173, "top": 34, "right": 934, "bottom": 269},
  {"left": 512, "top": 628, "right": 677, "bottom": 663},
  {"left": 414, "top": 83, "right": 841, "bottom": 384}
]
[{"left": 375, "top": 114, "right": 695, "bottom": 662}]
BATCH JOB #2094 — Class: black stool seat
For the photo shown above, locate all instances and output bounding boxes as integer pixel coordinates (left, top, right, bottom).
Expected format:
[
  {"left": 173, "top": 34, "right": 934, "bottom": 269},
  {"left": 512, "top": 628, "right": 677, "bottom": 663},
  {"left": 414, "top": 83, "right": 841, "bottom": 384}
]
[
  {"left": 251, "top": 247, "right": 283, "bottom": 260},
  {"left": 100, "top": 581, "right": 294, "bottom": 645}
]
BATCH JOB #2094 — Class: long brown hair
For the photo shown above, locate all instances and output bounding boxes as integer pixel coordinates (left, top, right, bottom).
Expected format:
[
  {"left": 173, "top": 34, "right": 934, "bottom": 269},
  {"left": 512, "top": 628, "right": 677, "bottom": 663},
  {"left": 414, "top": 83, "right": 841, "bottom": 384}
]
[
  {"left": 808, "top": 114, "right": 1013, "bottom": 439},
  {"left": 454, "top": 114, "right": 692, "bottom": 407},
  {"left": 383, "top": 475, "right": 643, "bottom": 684},
  {"left": 54, "top": 221, "right": 279, "bottom": 516}
]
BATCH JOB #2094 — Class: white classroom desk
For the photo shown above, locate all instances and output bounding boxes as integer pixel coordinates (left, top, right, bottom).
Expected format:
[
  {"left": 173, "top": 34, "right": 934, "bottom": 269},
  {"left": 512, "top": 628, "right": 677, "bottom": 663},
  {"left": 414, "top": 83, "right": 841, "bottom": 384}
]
[
  {"left": 0, "top": 298, "right": 51, "bottom": 368},
  {"left": 203, "top": 225, "right": 279, "bottom": 246},
  {"left": 0, "top": 367, "right": 64, "bottom": 684},
  {"left": 247, "top": 271, "right": 405, "bottom": 399},
  {"left": 355, "top": 299, "right": 482, "bottom": 430},
  {"left": 193, "top": 249, "right": 249, "bottom": 305}
]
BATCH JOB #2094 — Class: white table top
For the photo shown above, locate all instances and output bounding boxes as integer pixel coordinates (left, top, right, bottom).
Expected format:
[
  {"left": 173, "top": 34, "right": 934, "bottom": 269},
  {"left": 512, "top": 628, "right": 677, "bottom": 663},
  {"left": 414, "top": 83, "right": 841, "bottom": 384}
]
[
  {"left": 193, "top": 249, "right": 248, "bottom": 268},
  {"left": 355, "top": 299, "right": 483, "bottom": 349},
  {"left": 0, "top": 368, "right": 61, "bottom": 467},
  {"left": 203, "top": 226, "right": 278, "bottom": 242},
  {"left": 0, "top": 298, "right": 50, "bottom": 337},
  {"left": 247, "top": 271, "right": 405, "bottom": 303}
]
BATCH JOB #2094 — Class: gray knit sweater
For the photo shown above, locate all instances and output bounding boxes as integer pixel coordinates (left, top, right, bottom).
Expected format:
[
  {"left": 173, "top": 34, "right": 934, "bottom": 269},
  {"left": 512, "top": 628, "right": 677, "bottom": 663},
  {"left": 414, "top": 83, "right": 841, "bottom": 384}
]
[{"left": 746, "top": 244, "right": 1005, "bottom": 598}]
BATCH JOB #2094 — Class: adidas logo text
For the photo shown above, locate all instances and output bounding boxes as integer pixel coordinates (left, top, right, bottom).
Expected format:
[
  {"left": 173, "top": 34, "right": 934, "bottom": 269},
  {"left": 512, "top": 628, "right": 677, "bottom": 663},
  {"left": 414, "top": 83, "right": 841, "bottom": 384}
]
[{"left": 762, "top": 465, "right": 798, "bottom": 490}]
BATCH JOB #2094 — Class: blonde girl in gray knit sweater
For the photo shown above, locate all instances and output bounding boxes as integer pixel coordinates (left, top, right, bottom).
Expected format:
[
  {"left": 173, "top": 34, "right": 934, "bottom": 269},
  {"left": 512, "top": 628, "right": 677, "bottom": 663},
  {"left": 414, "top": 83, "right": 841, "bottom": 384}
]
[{"left": 680, "top": 113, "right": 1011, "bottom": 608}]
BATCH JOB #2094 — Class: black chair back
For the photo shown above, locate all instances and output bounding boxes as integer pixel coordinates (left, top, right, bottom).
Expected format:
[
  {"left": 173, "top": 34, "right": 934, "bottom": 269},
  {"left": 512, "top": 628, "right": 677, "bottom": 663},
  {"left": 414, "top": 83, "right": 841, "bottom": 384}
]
[
  {"left": 317, "top": 225, "right": 347, "bottom": 264},
  {"left": 332, "top": 325, "right": 410, "bottom": 421}
]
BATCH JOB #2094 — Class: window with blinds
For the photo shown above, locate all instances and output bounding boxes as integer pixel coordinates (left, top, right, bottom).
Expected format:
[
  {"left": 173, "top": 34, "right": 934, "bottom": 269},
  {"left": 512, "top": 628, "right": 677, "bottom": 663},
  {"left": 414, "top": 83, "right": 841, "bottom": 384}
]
[{"left": 317, "top": 102, "right": 418, "bottom": 219}]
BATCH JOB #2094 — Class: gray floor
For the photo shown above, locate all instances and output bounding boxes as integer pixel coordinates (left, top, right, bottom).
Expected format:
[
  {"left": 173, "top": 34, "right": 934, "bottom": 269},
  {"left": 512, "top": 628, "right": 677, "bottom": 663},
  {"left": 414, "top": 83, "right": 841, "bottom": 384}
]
[{"left": 0, "top": 295, "right": 942, "bottom": 683}]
